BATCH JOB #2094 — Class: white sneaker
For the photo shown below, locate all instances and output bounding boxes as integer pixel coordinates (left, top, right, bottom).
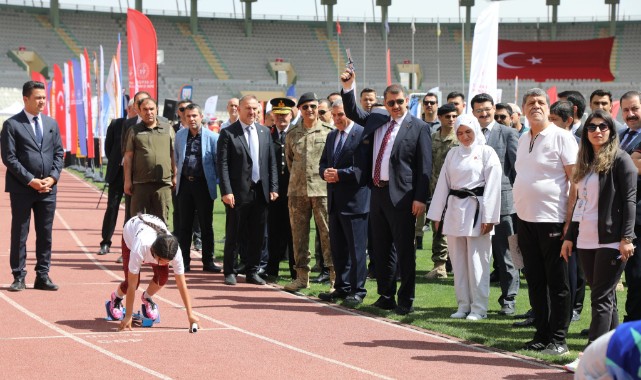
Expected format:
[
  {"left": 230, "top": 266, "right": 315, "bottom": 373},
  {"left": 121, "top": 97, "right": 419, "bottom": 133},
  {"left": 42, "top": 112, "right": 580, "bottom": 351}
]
[
  {"left": 466, "top": 312, "right": 487, "bottom": 321},
  {"left": 563, "top": 357, "right": 580, "bottom": 373},
  {"left": 450, "top": 311, "right": 468, "bottom": 319}
]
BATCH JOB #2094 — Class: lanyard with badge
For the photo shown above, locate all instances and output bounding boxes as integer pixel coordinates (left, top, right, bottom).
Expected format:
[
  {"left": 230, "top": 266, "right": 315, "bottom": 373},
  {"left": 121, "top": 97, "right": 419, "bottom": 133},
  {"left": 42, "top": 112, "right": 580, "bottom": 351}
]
[{"left": 572, "top": 171, "right": 594, "bottom": 222}]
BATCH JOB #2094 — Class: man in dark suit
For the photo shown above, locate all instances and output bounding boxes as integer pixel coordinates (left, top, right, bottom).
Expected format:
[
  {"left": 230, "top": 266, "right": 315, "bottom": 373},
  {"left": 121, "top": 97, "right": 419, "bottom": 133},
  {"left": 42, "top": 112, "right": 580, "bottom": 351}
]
[
  {"left": 471, "top": 94, "right": 520, "bottom": 316},
  {"left": 340, "top": 68, "right": 432, "bottom": 315},
  {"left": 98, "top": 98, "right": 134, "bottom": 255},
  {"left": 318, "top": 99, "right": 371, "bottom": 305},
  {"left": 217, "top": 94, "right": 278, "bottom": 286},
  {"left": 266, "top": 97, "right": 295, "bottom": 279},
  {"left": 1, "top": 80, "right": 64, "bottom": 291},
  {"left": 620, "top": 91, "right": 641, "bottom": 322}
]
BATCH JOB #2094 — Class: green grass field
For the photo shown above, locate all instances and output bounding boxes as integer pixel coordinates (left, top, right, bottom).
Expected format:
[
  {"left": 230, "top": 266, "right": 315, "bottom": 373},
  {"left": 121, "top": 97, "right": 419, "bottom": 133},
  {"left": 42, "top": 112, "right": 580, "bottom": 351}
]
[{"left": 73, "top": 167, "right": 625, "bottom": 366}]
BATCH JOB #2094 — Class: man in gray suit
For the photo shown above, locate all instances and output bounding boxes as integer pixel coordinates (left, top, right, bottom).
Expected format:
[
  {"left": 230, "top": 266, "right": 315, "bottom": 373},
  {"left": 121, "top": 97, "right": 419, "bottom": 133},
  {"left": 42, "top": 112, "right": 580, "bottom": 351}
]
[
  {"left": 471, "top": 93, "right": 520, "bottom": 315},
  {"left": 1, "top": 81, "right": 64, "bottom": 291}
]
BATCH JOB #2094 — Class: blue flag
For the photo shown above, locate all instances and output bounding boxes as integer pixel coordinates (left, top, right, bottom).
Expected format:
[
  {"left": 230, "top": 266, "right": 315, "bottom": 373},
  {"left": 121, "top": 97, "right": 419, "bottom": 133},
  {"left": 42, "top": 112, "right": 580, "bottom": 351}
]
[
  {"left": 72, "top": 58, "right": 87, "bottom": 156},
  {"left": 286, "top": 84, "right": 296, "bottom": 98}
]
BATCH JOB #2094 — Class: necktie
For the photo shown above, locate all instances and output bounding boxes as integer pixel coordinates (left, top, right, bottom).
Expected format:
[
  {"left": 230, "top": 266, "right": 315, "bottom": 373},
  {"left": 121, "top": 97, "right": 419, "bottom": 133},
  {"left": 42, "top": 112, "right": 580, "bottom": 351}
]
[
  {"left": 246, "top": 125, "right": 260, "bottom": 183},
  {"left": 482, "top": 127, "right": 489, "bottom": 138},
  {"left": 333, "top": 131, "right": 345, "bottom": 166},
  {"left": 34, "top": 116, "right": 43, "bottom": 147},
  {"left": 622, "top": 130, "right": 637, "bottom": 151},
  {"left": 280, "top": 131, "right": 286, "bottom": 144},
  {"left": 373, "top": 120, "right": 396, "bottom": 186}
]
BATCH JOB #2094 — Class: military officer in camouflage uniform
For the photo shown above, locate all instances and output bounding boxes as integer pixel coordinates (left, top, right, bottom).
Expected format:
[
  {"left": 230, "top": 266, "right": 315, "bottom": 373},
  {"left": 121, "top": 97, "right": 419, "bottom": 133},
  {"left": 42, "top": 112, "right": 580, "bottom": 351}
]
[
  {"left": 425, "top": 103, "right": 459, "bottom": 279},
  {"left": 284, "top": 92, "right": 335, "bottom": 292}
]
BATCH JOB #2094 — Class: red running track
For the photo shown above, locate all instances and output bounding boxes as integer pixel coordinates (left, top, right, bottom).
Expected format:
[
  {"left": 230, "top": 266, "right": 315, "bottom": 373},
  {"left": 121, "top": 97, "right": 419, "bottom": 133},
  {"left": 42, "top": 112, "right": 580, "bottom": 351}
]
[{"left": 0, "top": 167, "right": 570, "bottom": 379}]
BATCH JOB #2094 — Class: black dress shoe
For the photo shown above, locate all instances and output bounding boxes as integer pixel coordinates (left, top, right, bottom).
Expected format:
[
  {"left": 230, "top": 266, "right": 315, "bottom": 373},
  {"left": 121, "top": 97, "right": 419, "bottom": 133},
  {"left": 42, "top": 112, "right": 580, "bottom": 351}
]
[
  {"left": 34, "top": 276, "right": 59, "bottom": 291},
  {"left": 246, "top": 273, "right": 266, "bottom": 285},
  {"left": 318, "top": 291, "right": 348, "bottom": 302},
  {"left": 373, "top": 296, "right": 397, "bottom": 310},
  {"left": 203, "top": 263, "right": 222, "bottom": 273},
  {"left": 98, "top": 243, "right": 110, "bottom": 255},
  {"left": 513, "top": 317, "right": 535, "bottom": 327},
  {"left": 395, "top": 305, "right": 414, "bottom": 315},
  {"left": 224, "top": 274, "right": 237, "bottom": 285},
  {"left": 343, "top": 294, "right": 364, "bottom": 306},
  {"left": 580, "top": 328, "right": 589, "bottom": 336},
  {"left": 8, "top": 278, "right": 26, "bottom": 292},
  {"left": 312, "top": 271, "right": 330, "bottom": 283},
  {"left": 489, "top": 270, "right": 500, "bottom": 283},
  {"left": 514, "top": 309, "right": 533, "bottom": 319}
]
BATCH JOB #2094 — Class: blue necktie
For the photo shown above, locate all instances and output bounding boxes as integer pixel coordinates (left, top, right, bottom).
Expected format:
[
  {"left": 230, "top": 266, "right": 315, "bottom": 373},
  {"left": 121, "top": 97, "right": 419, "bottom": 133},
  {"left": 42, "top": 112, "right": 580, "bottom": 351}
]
[
  {"left": 34, "top": 116, "right": 43, "bottom": 147},
  {"left": 333, "top": 131, "right": 345, "bottom": 166}
]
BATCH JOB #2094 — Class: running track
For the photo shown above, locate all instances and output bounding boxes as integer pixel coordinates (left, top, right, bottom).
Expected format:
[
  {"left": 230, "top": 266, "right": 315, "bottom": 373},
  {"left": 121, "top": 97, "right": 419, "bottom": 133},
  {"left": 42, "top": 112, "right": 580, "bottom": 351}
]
[{"left": 0, "top": 167, "right": 570, "bottom": 379}]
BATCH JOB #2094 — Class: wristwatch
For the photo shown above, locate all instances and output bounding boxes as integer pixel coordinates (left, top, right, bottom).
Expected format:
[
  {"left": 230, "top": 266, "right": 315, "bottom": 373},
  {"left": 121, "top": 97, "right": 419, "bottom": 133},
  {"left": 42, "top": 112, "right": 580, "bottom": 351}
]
[{"left": 622, "top": 236, "right": 634, "bottom": 244}]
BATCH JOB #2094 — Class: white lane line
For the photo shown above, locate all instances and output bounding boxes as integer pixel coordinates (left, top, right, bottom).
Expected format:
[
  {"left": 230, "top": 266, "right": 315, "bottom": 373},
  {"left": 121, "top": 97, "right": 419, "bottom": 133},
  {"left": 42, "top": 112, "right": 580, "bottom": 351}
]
[
  {"left": 0, "top": 327, "right": 233, "bottom": 342},
  {"left": 0, "top": 292, "right": 171, "bottom": 380}
]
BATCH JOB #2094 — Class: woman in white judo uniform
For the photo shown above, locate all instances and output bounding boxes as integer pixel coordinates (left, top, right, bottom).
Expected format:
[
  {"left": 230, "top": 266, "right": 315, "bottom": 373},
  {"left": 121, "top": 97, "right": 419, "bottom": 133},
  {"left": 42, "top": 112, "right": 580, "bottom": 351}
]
[{"left": 427, "top": 114, "right": 502, "bottom": 320}]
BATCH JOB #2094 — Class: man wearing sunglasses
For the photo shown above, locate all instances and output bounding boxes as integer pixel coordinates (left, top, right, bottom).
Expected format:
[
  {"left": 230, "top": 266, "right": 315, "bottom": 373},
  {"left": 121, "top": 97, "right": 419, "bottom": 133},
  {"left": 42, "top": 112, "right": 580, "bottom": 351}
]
[
  {"left": 494, "top": 103, "right": 513, "bottom": 128},
  {"left": 283, "top": 92, "right": 335, "bottom": 293},
  {"left": 471, "top": 93, "right": 520, "bottom": 316},
  {"left": 340, "top": 67, "right": 432, "bottom": 315},
  {"left": 318, "top": 99, "right": 333, "bottom": 125},
  {"left": 422, "top": 93, "right": 440, "bottom": 135}
]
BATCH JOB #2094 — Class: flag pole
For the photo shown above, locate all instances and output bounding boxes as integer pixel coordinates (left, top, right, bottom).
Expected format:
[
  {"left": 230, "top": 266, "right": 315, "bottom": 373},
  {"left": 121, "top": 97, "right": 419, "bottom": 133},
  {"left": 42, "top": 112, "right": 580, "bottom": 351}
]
[
  {"left": 437, "top": 20, "right": 441, "bottom": 87},
  {"left": 411, "top": 19, "right": 415, "bottom": 71},
  {"left": 363, "top": 18, "right": 367, "bottom": 88}
]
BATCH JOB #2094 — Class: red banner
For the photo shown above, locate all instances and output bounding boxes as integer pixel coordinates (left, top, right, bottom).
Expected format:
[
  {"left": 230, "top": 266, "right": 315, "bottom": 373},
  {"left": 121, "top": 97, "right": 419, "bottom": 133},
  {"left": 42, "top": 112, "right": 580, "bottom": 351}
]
[
  {"left": 52, "top": 64, "right": 67, "bottom": 151},
  {"left": 127, "top": 9, "right": 157, "bottom": 99},
  {"left": 30, "top": 71, "right": 48, "bottom": 115},
  {"left": 498, "top": 37, "right": 615, "bottom": 82}
]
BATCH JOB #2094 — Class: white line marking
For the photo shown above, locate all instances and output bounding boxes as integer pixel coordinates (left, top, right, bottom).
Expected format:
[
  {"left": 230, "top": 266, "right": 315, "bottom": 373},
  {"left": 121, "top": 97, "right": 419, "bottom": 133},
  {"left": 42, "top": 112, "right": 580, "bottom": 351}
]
[
  {"left": 0, "top": 292, "right": 171, "bottom": 379},
  {"left": 0, "top": 327, "right": 233, "bottom": 342}
]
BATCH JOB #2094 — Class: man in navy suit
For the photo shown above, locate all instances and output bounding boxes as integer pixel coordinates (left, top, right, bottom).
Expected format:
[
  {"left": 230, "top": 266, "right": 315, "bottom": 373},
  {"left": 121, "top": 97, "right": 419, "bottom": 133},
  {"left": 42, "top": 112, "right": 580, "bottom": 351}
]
[
  {"left": 174, "top": 103, "right": 220, "bottom": 273},
  {"left": 340, "top": 68, "right": 432, "bottom": 315},
  {"left": 217, "top": 95, "right": 278, "bottom": 286},
  {"left": 318, "top": 100, "right": 371, "bottom": 305},
  {"left": 1, "top": 81, "right": 64, "bottom": 291}
]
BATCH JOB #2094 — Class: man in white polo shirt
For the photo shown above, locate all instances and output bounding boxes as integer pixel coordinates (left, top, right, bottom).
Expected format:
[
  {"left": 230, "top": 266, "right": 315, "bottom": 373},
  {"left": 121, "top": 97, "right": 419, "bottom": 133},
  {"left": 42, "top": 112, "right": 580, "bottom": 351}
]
[{"left": 513, "top": 88, "right": 579, "bottom": 356}]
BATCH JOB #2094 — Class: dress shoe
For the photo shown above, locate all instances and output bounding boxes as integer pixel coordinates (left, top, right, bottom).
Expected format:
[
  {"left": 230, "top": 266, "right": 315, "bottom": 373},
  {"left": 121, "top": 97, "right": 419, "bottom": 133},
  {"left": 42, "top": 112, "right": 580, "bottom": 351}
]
[
  {"left": 312, "top": 271, "right": 330, "bottom": 284},
  {"left": 415, "top": 236, "right": 423, "bottom": 250},
  {"left": 246, "top": 273, "right": 266, "bottom": 285},
  {"left": 8, "top": 278, "right": 26, "bottom": 292},
  {"left": 489, "top": 270, "right": 500, "bottom": 283},
  {"left": 203, "top": 263, "right": 222, "bottom": 273},
  {"left": 318, "top": 291, "right": 348, "bottom": 302},
  {"left": 514, "top": 309, "right": 533, "bottom": 319},
  {"left": 343, "top": 294, "right": 364, "bottom": 306},
  {"left": 498, "top": 304, "right": 515, "bottom": 316},
  {"left": 256, "top": 267, "right": 268, "bottom": 279},
  {"left": 193, "top": 239, "right": 202, "bottom": 252},
  {"left": 224, "top": 274, "right": 237, "bottom": 285},
  {"left": 513, "top": 317, "right": 535, "bottom": 327},
  {"left": 34, "top": 276, "right": 59, "bottom": 291},
  {"left": 97, "top": 243, "right": 110, "bottom": 255},
  {"left": 395, "top": 305, "right": 414, "bottom": 315},
  {"left": 372, "top": 296, "right": 397, "bottom": 310},
  {"left": 580, "top": 328, "right": 589, "bottom": 336}
]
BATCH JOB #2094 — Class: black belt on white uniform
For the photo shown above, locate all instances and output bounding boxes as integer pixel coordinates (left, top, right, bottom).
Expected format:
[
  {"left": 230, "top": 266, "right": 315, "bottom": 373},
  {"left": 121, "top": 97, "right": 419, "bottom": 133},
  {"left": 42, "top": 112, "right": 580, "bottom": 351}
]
[{"left": 436, "top": 186, "right": 485, "bottom": 237}]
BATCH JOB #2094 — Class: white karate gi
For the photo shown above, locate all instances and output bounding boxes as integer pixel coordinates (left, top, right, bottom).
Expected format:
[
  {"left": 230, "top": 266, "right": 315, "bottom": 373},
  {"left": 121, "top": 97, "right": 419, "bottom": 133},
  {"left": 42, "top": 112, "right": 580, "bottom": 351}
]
[{"left": 427, "top": 115, "right": 502, "bottom": 316}]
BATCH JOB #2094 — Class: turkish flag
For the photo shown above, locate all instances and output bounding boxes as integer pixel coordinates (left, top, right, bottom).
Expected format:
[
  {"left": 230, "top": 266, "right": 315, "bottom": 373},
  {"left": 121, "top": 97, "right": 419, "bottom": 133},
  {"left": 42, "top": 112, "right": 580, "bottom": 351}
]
[{"left": 498, "top": 37, "right": 615, "bottom": 82}]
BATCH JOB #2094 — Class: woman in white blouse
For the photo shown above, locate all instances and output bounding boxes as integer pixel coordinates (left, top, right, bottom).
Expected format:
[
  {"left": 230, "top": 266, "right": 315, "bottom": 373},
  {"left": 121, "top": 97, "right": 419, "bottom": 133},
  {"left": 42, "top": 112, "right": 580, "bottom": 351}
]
[{"left": 427, "top": 114, "right": 502, "bottom": 320}]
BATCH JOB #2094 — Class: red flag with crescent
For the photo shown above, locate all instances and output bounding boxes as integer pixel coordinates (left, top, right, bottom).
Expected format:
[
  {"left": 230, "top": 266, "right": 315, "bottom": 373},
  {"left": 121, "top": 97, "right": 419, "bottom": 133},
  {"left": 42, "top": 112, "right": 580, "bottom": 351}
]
[
  {"left": 52, "top": 64, "right": 67, "bottom": 151},
  {"left": 498, "top": 38, "right": 615, "bottom": 82}
]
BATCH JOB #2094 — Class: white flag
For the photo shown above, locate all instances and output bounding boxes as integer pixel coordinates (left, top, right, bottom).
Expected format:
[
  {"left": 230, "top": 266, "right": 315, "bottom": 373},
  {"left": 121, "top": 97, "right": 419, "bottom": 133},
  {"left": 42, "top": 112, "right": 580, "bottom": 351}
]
[
  {"left": 467, "top": 2, "right": 499, "bottom": 111},
  {"left": 411, "top": 19, "right": 416, "bottom": 34},
  {"left": 203, "top": 95, "right": 219, "bottom": 121}
]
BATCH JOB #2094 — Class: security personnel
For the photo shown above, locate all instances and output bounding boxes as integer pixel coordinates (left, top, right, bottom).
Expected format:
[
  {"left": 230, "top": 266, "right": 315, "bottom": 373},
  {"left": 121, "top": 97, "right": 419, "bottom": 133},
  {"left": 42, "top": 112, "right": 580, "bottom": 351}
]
[
  {"left": 284, "top": 92, "right": 334, "bottom": 292},
  {"left": 266, "top": 97, "right": 296, "bottom": 278}
]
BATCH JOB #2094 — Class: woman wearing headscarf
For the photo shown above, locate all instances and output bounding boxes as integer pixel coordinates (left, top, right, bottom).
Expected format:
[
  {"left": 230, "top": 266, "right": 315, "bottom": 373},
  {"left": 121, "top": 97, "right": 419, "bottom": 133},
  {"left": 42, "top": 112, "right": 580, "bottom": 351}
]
[{"left": 427, "top": 114, "right": 502, "bottom": 320}]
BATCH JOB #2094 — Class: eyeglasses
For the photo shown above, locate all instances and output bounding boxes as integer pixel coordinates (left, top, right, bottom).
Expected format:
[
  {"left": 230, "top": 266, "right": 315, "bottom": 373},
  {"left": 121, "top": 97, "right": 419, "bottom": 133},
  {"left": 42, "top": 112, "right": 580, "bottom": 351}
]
[
  {"left": 442, "top": 114, "right": 458, "bottom": 119},
  {"left": 301, "top": 104, "right": 317, "bottom": 110},
  {"left": 473, "top": 107, "right": 493, "bottom": 114},
  {"left": 318, "top": 110, "right": 327, "bottom": 116},
  {"left": 386, "top": 99, "right": 405, "bottom": 107},
  {"left": 494, "top": 114, "right": 508, "bottom": 121},
  {"left": 423, "top": 101, "right": 437, "bottom": 106},
  {"left": 586, "top": 123, "right": 610, "bottom": 132}
]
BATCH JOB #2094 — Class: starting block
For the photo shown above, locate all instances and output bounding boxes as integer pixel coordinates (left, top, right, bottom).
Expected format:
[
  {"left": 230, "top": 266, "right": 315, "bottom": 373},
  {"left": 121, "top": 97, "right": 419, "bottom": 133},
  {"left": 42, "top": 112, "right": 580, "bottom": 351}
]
[{"left": 132, "top": 309, "right": 160, "bottom": 327}]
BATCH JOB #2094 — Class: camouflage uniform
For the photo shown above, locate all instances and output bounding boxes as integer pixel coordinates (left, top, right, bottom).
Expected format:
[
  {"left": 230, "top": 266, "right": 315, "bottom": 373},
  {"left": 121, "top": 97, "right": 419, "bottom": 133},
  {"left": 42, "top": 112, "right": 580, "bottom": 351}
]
[
  {"left": 285, "top": 119, "right": 334, "bottom": 272},
  {"left": 429, "top": 129, "right": 459, "bottom": 265}
]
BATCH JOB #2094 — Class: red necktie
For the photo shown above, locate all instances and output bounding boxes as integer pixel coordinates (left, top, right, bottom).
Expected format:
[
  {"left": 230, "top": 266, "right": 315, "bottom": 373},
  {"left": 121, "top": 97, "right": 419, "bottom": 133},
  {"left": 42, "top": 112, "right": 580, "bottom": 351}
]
[{"left": 373, "top": 120, "right": 396, "bottom": 186}]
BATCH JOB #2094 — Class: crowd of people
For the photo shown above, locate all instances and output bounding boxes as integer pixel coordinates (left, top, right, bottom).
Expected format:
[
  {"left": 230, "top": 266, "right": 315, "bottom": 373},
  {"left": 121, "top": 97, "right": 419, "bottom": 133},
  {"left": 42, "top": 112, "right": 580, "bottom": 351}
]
[{"left": 4, "top": 74, "right": 641, "bottom": 374}]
